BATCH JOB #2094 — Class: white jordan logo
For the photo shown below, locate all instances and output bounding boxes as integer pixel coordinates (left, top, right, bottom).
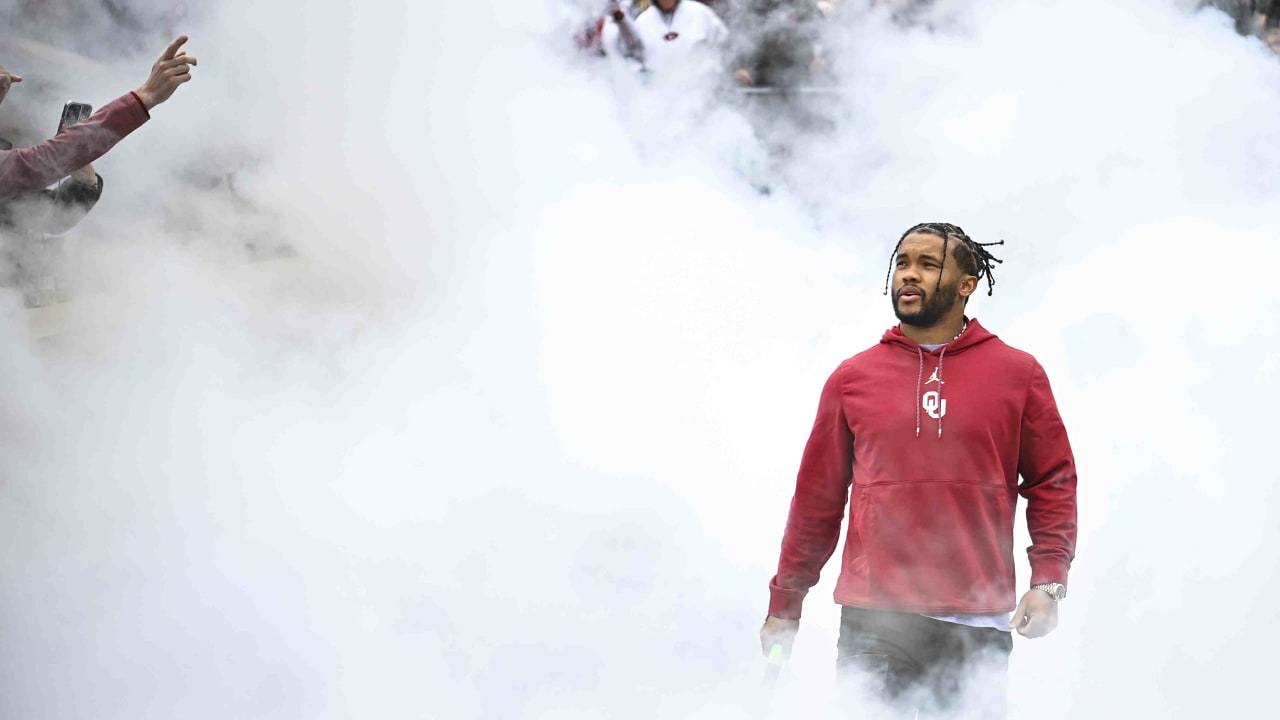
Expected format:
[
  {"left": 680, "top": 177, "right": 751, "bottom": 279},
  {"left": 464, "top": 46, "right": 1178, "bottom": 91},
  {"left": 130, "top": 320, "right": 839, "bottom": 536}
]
[{"left": 925, "top": 368, "right": 944, "bottom": 386}]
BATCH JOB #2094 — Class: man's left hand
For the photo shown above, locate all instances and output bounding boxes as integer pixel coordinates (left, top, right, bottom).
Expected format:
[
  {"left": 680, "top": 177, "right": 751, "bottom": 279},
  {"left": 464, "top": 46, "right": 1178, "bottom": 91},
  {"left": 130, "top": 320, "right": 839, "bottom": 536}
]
[{"left": 1008, "top": 588, "right": 1058, "bottom": 638}]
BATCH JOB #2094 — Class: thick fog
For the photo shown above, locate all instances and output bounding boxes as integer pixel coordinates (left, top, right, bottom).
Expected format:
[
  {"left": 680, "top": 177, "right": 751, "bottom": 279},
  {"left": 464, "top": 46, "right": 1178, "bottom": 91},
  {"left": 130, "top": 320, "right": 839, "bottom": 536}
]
[{"left": 0, "top": 0, "right": 1277, "bottom": 717}]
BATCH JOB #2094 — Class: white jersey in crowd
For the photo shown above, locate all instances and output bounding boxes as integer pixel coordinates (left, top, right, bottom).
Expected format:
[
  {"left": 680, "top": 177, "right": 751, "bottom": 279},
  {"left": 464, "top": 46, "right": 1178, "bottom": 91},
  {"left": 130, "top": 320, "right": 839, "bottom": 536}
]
[{"left": 603, "top": 1, "right": 729, "bottom": 73}]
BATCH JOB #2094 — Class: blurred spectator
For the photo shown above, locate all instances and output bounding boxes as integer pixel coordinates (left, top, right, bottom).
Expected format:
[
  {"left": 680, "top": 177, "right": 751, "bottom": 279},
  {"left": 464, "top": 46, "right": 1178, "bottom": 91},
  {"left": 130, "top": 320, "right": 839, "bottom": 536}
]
[
  {"left": 0, "top": 110, "right": 107, "bottom": 305},
  {"left": 574, "top": 4, "right": 611, "bottom": 57},
  {"left": 731, "top": 0, "right": 826, "bottom": 89},
  {"left": 602, "top": 0, "right": 730, "bottom": 73},
  {"left": 0, "top": 35, "right": 197, "bottom": 201},
  {"left": 0, "top": 165, "right": 105, "bottom": 305},
  {"left": 1, "top": 35, "right": 197, "bottom": 304},
  {"left": 1267, "top": 0, "right": 1280, "bottom": 27},
  {"left": 0, "top": 145, "right": 103, "bottom": 237},
  {"left": 596, "top": 1, "right": 648, "bottom": 64},
  {"left": 1200, "top": 0, "right": 1257, "bottom": 34}
]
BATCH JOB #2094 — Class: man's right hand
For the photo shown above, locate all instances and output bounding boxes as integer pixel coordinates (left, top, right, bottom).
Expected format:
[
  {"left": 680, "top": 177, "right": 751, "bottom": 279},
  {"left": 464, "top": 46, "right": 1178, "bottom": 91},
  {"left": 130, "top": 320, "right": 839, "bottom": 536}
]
[
  {"left": 134, "top": 35, "right": 198, "bottom": 110},
  {"left": 759, "top": 615, "right": 800, "bottom": 659}
]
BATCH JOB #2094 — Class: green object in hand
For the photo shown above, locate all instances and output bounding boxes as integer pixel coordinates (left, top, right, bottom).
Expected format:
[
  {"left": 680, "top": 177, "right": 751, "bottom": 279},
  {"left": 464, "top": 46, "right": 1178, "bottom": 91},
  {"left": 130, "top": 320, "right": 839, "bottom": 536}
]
[{"left": 767, "top": 644, "right": 784, "bottom": 666}]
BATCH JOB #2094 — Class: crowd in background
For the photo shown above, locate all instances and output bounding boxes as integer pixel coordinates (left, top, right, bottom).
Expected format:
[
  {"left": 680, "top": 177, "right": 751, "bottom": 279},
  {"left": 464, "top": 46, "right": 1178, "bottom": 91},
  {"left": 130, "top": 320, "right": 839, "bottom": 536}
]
[
  {"left": 576, "top": 0, "right": 1280, "bottom": 89},
  {"left": 571, "top": 0, "right": 1280, "bottom": 194},
  {"left": 2, "top": 1, "right": 1279, "bottom": 310},
  {"left": 577, "top": 0, "right": 837, "bottom": 91}
]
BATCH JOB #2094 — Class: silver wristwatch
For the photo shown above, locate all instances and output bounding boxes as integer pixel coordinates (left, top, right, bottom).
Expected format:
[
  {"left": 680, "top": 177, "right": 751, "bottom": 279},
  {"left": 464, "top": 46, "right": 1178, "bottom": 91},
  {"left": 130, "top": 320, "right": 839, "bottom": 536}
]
[{"left": 1033, "top": 582, "right": 1067, "bottom": 601}]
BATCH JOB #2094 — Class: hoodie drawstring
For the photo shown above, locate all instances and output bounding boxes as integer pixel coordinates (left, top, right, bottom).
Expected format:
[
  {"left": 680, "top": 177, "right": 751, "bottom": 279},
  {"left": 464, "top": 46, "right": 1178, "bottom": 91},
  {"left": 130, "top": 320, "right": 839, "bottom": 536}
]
[
  {"left": 915, "top": 346, "right": 949, "bottom": 439},
  {"left": 914, "top": 348, "right": 924, "bottom": 438},
  {"left": 935, "top": 346, "right": 947, "bottom": 438},
  {"left": 903, "top": 319, "right": 968, "bottom": 439}
]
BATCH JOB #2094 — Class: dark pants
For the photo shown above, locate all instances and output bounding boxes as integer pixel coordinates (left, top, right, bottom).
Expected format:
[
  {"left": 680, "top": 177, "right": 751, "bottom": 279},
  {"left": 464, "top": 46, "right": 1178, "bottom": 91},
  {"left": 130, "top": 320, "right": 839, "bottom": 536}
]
[{"left": 836, "top": 606, "right": 1013, "bottom": 719}]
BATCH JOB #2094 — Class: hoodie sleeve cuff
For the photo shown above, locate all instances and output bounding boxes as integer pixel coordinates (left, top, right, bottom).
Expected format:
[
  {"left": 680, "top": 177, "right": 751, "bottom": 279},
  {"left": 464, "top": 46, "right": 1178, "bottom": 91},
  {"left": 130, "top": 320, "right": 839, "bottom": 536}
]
[
  {"left": 768, "top": 578, "right": 808, "bottom": 620},
  {"left": 128, "top": 91, "right": 152, "bottom": 120},
  {"left": 1029, "top": 559, "right": 1071, "bottom": 590}
]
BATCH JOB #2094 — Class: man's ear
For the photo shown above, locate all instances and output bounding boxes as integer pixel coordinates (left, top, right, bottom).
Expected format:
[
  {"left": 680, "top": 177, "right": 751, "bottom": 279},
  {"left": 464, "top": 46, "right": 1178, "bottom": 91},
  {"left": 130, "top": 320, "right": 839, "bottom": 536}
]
[{"left": 958, "top": 274, "right": 979, "bottom": 299}]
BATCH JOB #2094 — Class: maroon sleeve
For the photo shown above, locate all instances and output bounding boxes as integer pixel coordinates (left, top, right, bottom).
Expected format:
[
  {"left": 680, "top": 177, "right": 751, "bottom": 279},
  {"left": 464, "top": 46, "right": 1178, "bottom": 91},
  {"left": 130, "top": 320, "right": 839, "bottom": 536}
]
[
  {"left": 0, "top": 92, "right": 150, "bottom": 202},
  {"left": 768, "top": 363, "right": 855, "bottom": 619},
  {"left": 1017, "top": 361, "right": 1078, "bottom": 589}
]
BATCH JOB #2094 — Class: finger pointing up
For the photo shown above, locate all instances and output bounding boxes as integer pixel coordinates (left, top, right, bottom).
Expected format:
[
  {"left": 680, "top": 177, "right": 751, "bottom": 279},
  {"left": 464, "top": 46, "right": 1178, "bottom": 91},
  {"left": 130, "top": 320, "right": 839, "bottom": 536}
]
[{"left": 161, "top": 35, "right": 189, "bottom": 61}]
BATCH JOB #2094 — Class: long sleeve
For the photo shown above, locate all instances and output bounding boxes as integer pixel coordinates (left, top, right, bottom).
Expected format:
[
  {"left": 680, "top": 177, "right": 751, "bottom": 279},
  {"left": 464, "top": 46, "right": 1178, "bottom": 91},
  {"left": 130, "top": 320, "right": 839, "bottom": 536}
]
[
  {"left": 613, "top": 12, "right": 646, "bottom": 63},
  {"left": 0, "top": 92, "right": 148, "bottom": 202},
  {"left": 768, "top": 363, "right": 855, "bottom": 619},
  {"left": 1017, "top": 361, "right": 1078, "bottom": 588}
]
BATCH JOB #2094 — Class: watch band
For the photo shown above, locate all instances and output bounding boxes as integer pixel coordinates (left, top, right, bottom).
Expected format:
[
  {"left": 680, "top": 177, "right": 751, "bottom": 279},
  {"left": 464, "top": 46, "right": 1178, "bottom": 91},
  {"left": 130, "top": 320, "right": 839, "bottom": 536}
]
[{"left": 1033, "top": 582, "right": 1066, "bottom": 601}]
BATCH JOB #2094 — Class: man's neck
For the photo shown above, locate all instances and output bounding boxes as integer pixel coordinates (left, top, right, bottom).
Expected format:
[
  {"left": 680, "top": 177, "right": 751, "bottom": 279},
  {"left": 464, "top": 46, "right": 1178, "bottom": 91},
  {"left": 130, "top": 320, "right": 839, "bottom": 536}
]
[{"left": 900, "top": 314, "right": 966, "bottom": 346}]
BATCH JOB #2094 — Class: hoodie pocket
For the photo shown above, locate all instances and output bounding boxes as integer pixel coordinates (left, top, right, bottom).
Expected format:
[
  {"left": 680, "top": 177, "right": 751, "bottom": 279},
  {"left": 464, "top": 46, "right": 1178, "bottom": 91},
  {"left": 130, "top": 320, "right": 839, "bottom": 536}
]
[{"left": 855, "top": 480, "right": 1014, "bottom": 610}]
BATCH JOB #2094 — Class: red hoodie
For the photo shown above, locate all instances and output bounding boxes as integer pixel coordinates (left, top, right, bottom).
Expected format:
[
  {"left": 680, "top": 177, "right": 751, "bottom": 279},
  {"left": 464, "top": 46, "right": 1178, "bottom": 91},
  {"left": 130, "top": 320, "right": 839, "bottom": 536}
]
[{"left": 768, "top": 318, "right": 1077, "bottom": 618}]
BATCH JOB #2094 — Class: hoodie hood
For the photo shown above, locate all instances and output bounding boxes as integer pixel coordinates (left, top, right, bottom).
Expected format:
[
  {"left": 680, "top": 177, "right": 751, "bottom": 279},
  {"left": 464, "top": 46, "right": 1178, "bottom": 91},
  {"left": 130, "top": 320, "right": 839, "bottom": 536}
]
[{"left": 879, "top": 317, "right": 998, "bottom": 356}]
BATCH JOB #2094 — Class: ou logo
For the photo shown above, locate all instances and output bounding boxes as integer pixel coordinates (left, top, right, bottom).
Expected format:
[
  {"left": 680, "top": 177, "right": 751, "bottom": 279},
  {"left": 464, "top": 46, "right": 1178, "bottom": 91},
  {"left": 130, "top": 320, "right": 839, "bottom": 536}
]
[{"left": 923, "top": 391, "right": 947, "bottom": 419}]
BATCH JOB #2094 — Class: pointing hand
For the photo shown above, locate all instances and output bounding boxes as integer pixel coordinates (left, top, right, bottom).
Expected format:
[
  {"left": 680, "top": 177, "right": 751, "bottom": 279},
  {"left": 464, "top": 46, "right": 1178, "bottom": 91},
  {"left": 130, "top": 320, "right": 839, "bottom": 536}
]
[{"left": 134, "top": 35, "right": 198, "bottom": 110}]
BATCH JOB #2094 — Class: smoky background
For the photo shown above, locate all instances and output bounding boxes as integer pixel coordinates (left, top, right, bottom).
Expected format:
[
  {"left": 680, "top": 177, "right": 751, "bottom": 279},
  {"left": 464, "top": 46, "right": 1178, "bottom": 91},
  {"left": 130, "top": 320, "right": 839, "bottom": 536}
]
[{"left": 0, "top": 0, "right": 1276, "bottom": 717}]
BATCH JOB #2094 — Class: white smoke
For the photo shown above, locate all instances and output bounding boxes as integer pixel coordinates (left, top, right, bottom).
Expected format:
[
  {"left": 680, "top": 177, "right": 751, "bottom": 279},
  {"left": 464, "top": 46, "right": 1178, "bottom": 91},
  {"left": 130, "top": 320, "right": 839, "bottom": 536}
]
[{"left": 0, "top": 0, "right": 1277, "bottom": 717}]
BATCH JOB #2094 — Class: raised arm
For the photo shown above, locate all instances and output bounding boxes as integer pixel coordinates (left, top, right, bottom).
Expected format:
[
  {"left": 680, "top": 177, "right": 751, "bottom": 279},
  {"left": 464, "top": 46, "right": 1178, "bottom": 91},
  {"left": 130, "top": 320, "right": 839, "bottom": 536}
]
[
  {"left": 0, "top": 35, "right": 197, "bottom": 202},
  {"left": 0, "top": 93, "right": 146, "bottom": 202},
  {"left": 607, "top": 2, "right": 647, "bottom": 63}
]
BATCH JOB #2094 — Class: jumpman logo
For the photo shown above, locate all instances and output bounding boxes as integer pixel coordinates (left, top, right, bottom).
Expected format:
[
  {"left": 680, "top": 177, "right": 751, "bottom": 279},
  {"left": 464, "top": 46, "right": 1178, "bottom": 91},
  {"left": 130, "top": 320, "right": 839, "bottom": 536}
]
[{"left": 925, "top": 368, "right": 944, "bottom": 386}]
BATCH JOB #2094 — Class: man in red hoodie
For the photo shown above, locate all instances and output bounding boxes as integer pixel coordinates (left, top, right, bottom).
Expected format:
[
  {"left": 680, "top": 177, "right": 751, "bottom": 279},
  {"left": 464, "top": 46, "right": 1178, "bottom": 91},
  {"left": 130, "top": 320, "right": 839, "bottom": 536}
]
[{"left": 761, "top": 223, "right": 1077, "bottom": 718}]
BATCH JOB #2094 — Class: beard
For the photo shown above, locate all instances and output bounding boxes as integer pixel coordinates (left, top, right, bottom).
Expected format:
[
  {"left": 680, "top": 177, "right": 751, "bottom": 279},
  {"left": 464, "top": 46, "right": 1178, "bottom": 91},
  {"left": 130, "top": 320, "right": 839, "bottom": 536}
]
[{"left": 893, "top": 279, "right": 960, "bottom": 328}]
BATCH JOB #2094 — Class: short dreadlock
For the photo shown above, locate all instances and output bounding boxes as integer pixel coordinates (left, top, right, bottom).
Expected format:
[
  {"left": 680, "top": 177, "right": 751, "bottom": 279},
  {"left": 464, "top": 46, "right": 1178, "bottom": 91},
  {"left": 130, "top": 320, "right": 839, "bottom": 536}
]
[{"left": 881, "top": 222, "right": 1004, "bottom": 301}]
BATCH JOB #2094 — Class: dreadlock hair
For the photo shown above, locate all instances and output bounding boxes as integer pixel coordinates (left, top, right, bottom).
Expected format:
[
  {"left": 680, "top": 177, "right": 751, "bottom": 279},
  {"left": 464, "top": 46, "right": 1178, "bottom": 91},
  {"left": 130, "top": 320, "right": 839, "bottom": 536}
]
[{"left": 881, "top": 222, "right": 1005, "bottom": 301}]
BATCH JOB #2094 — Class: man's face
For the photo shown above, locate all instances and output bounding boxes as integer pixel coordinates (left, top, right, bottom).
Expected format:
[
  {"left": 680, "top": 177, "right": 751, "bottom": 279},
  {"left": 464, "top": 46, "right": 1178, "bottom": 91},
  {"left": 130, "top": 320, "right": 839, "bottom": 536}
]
[
  {"left": 655, "top": 0, "right": 680, "bottom": 11},
  {"left": 891, "top": 233, "right": 968, "bottom": 328}
]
